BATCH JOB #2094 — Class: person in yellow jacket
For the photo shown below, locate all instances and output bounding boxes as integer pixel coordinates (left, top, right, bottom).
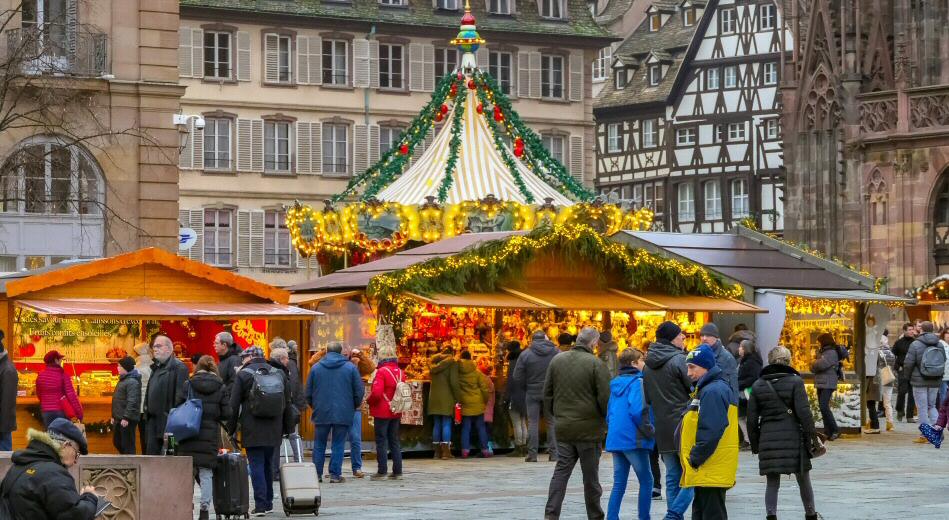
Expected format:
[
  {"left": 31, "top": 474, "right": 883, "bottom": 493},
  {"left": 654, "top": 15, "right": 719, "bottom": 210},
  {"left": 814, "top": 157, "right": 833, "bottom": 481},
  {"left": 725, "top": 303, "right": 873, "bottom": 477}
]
[{"left": 679, "top": 344, "right": 739, "bottom": 520}]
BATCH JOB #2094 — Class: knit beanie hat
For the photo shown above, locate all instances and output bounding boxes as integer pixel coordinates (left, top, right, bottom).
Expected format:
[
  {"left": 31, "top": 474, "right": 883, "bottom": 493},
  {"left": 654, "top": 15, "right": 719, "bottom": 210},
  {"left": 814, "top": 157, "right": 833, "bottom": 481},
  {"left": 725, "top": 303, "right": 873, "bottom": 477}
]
[
  {"left": 686, "top": 344, "right": 716, "bottom": 370},
  {"left": 656, "top": 321, "right": 682, "bottom": 342},
  {"left": 817, "top": 333, "right": 836, "bottom": 347},
  {"left": 376, "top": 324, "right": 398, "bottom": 360},
  {"left": 118, "top": 356, "right": 136, "bottom": 373},
  {"left": 575, "top": 327, "right": 600, "bottom": 348},
  {"left": 699, "top": 323, "right": 720, "bottom": 339}
]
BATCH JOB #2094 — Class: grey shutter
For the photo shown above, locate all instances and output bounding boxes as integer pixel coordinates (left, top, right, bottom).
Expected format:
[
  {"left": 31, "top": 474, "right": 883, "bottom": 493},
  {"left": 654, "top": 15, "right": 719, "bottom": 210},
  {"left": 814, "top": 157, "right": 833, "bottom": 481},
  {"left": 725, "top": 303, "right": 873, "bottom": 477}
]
[
  {"left": 353, "top": 124, "right": 369, "bottom": 174},
  {"left": 297, "top": 36, "right": 310, "bottom": 85},
  {"left": 369, "top": 124, "right": 381, "bottom": 165},
  {"left": 65, "top": 0, "right": 78, "bottom": 58},
  {"left": 308, "top": 35, "right": 322, "bottom": 84},
  {"left": 476, "top": 47, "right": 489, "bottom": 70},
  {"left": 369, "top": 40, "right": 380, "bottom": 89},
  {"left": 264, "top": 33, "right": 279, "bottom": 83},
  {"left": 179, "top": 119, "right": 194, "bottom": 169},
  {"left": 192, "top": 29, "right": 204, "bottom": 79},
  {"left": 236, "top": 209, "right": 251, "bottom": 267},
  {"left": 353, "top": 38, "right": 370, "bottom": 88},
  {"left": 312, "top": 123, "right": 323, "bottom": 175},
  {"left": 517, "top": 51, "right": 530, "bottom": 98},
  {"left": 569, "top": 51, "right": 583, "bottom": 101},
  {"left": 188, "top": 209, "right": 205, "bottom": 262},
  {"left": 236, "top": 119, "right": 251, "bottom": 171},
  {"left": 251, "top": 119, "right": 264, "bottom": 172},
  {"left": 423, "top": 44, "right": 435, "bottom": 91},
  {"left": 296, "top": 122, "right": 312, "bottom": 174},
  {"left": 409, "top": 43, "right": 424, "bottom": 91},
  {"left": 178, "top": 27, "right": 193, "bottom": 78},
  {"left": 529, "top": 51, "right": 541, "bottom": 98},
  {"left": 569, "top": 135, "right": 584, "bottom": 183},
  {"left": 236, "top": 31, "right": 251, "bottom": 81},
  {"left": 250, "top": 210, "right": 265, "bottom": 267},
  {"left": 192, "top": 118, "right": 204, "bottom": 170}
]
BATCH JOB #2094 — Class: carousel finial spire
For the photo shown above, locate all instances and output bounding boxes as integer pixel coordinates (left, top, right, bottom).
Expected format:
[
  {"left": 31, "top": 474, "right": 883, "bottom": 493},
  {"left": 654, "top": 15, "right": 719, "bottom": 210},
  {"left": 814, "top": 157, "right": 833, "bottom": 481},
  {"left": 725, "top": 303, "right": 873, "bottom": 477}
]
[{"left": 450, "top": 0, "right": 485, "bottom": 71}]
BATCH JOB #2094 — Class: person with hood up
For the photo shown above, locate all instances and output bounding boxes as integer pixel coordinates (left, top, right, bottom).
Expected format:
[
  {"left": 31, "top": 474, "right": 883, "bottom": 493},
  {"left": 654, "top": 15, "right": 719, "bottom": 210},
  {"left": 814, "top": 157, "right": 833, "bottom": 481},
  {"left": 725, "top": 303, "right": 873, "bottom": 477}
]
[
  {"left": 179, "top": 356, "right": 231, "bottom": 520},
  {"left": 0, "top": 330, "right": 18, "bottom": 451},
  {"left": 699, "top": 323, "right": 739, "bottom": 400},
  {"left": 214, "top": 331, "right": 243, "bottom": 391},
  {"left": 606, "top": 347, "right": 654, "bottom": 520},
  {"left": 810, "top": 333, "right": 843, "bottom": 441},
  {"left": 367, "top": 339, "right": 405, "bottom": 480},
  {"left": 904, "top": 321, "right": 945, "bottom": 442},
  {"left": 737, "top": 339, "right": 763, "bottom": 449},
  {"left": 457, "top": 350, "right": 491, "bottom": 458},
  {"left": 428, "top": 344, "right": 460, "bottom": 459},
  {"left": 514, "top": 330, "right": 561, "bottom": 462},
  {"left": 680, "top": 344, "right": 739, "bottom": 520},
  {"left": 747, "top": 346, "right": 821, "bottom": 520},
  {"left": 35, "top": 350, "right": 83, "bottom": 427},
  {"left": 598, "top": 331, "right": 620, "bottom": 379},
  {"left": 503, "top": 340, "right": 528, "bottom": 457},
  {"left": 110, "top": 357, "right": 141, "bottom": 455},
  {"left": 725, "top": 324, "right": 755, "bottom": 359},
  {"left": 305, "top": 341, "right": 364, "bottom": 483},
  {"left": 0, "top": 418, "right": 98, "bottom": 520},
  {"left": 643, "top": 321, "right": 694, "bottom": 520}
]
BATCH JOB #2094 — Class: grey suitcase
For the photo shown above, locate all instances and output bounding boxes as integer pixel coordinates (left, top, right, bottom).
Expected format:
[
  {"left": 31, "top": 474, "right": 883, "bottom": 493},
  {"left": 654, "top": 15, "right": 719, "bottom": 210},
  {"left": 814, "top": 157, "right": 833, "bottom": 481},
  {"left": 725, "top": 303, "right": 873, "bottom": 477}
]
[{"left": 279, "top": 436, "right": 321, "bottom": 516}]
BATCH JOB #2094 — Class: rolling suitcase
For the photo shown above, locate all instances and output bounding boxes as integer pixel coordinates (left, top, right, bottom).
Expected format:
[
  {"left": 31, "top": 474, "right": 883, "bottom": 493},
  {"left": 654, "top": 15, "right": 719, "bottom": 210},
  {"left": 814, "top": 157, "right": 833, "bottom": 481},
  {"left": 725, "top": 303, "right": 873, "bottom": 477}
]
[
  {"left": 279, "top": 436, "right": 321, "bottom": 516},
  {"left": 213, "top": 448, "right": 250, "bottom": 519}
]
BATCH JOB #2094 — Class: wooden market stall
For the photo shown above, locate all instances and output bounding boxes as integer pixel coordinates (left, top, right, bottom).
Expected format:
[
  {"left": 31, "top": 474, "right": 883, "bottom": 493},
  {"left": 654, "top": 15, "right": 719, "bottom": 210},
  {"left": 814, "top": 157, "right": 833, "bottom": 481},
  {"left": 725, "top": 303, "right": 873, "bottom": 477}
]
[{"left": 0, "top": 248, "right": 318, "bottom": 453}]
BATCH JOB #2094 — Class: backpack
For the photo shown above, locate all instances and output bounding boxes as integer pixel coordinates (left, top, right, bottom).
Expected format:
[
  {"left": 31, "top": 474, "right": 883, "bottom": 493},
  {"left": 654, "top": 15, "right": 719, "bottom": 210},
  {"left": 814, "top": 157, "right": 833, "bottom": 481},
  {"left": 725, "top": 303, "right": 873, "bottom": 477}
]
[
  {"left": 835, "top": 346, "right": 850, "bottom": 381},
  {"left": 245, "top": 365, "right": 286, "bottom": 418},
  {"left": 920, "top": 343, "right": 947, "bottom": 380},
  {"left": 382, "top": 367, "right": 413, "bottom": 414}
]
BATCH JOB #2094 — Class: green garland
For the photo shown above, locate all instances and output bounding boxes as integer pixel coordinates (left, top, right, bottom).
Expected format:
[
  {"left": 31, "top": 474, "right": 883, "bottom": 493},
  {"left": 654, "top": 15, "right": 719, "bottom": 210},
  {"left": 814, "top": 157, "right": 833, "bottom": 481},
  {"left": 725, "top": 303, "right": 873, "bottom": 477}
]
[
  {"left": 437, "top": 81, "right": 467, "bottom": 202},
  {"left": 474, "top": 70, "right": 595, "bottom": 202},
  {"left": 473, "top": 77, "right": 535, "bottom": 203}
]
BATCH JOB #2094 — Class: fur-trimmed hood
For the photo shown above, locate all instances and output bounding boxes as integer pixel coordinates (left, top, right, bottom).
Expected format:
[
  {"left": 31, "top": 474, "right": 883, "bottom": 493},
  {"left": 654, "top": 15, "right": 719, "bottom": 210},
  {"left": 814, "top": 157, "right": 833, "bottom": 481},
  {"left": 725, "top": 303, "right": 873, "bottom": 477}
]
[{"left": 13, "top": 429, "right": 65, "bottom": 465}]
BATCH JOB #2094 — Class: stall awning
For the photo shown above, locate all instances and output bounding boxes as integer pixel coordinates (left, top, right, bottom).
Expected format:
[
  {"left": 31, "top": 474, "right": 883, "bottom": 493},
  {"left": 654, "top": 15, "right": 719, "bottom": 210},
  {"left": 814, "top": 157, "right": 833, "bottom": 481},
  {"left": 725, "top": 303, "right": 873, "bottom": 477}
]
[
  {"left": 756, "top": 289, "right": 913, "bottom": 303},
  {"left": 289, "top": 291, "right": 362, "bottom": 305},
  {"left": 408, "top": 292, "right": 549, "bottom": 309},
  {"left": 500, "top": 288, "right": 664, "bottom": 311},
  {"left": 16, "top": 298, "right": 321, "bottom": 319},
  {"left": 635, "top": 294, "right": 767, "bottom": 313}
]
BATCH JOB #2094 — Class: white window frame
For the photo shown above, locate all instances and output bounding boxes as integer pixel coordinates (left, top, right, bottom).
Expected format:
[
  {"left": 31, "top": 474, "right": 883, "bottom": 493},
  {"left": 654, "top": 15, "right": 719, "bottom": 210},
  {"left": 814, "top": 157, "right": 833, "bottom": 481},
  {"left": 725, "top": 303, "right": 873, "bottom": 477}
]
[
  {"left": 731, "top": 178, "right": 750, "bottom": 219},
  {"left": 203, "top": 208, "right": 233, "bottom": 267},
  {"left": 322, "top": 123, "right": 350, "bottom": 176},
  {"left": 606, "top": 123, "right": 622, "bottom": 153},
  {"left": 676, "top": 127, "right": 696, "bottom": 146},
  {"left": 541, "top": 134, "right": 565, "bottom": 163},
  {"left": 684, "top": 7, "right": 696, "bottom": 26},
  {"left": 728, "top": 122, "right": 746, "bottom": 140},
  {"left": 322, "top": 39, "right": 349, "bottom": 86},
  {"left": 379, "top": 125, "right": 405, "bottom": 156},
  {"left": 724, "top": 65, "right": 737, "bottom": 88},
  {"left": 648, "top": 64, "right": 662, "bottom": 86},
  {"left": 436, "top": 47, "right": 458, "bottom": 78},
  {"left": 541, "top": 54, "right": 564, "bottom": 99},
  {"left": 715, "top": 124, "right": 727, "bottom": 143},
  {"left": 204, "top": 31, "right": 232, "bottom": 80},
  {"left": 762, "top": 62, "right": 778, "bottom": 85},
  {"left": 540, "top": 0, "right": 564, "bottom": 19},
  {"left": 760, "top": 4, "right": 776, "bottom": 30},
  {"left": 615, "top": 68, "right": 627, "bottom": 89},
  {"left": 593, "top": 47, "right": 611, "bottom": 81},
  {"left": 765, "top": 119, "right": 779, "bottom": 139},
  {"left": 649, "top": 13, "right": 661, "bottom": 32},
  {"left": 677, "top": 183, "right": 695, "bottom": 222},
  {"left": 704, "top": 181, "right": 722, "bottom": 220},
  {"left": 380, "top": 0, "right": 405, "bottom": 5},
  {"left": 264, "top": 121, "right": 292, "bottom": 173},
  {"left": 644, "top": 180, "right": 664, "bottom": 215},
  {"left": 642, "top": 119, "right": 658, "bottom": 148},
  {"left": 707, "top": 68, "right": 720, "bottom": 90},
  {"left": 264, "top": 209, "right": 292, "bottom": 267},
  {"left": 489, "top": 51, "right": 513, "bottom": 94},
  {"left": 437, "top": 0, "right": 458, "bottom": 9},
  {"left": 1, "top": 139, "right": 103, "bottom": 216},
  {"left": 379, "top": 43, "right": 404, "bottom": 89},
  {"left": 721, "top": 8, "right": 736, "bottom": 34},
  {"left": 203, "top": 118, "right": 232, "bottom": 170},
  {"left": 490, "top": 0, "right": 511, "bottom": 15},
  {"left": 277, "top": 34, "right": 292, "bottom": 83}
]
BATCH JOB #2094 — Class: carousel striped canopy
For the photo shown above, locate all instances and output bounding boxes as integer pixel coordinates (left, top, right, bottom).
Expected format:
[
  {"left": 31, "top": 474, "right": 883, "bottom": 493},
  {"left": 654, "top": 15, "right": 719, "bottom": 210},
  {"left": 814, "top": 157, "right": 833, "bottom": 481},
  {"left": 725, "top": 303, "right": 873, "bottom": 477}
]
[{"left": 375, "top": 88, "right": 574, "bottom": 206}]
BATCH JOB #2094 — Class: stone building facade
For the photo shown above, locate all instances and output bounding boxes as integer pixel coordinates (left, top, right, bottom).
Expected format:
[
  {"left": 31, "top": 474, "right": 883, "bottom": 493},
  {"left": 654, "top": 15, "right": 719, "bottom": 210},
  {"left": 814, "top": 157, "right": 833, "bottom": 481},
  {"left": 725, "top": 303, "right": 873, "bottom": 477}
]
[
  {"left": 0, "top": 0, "right": 183, "bottom": 272},
  {"left": 781, "top": 0, "right": 949, "bottom": 295}
]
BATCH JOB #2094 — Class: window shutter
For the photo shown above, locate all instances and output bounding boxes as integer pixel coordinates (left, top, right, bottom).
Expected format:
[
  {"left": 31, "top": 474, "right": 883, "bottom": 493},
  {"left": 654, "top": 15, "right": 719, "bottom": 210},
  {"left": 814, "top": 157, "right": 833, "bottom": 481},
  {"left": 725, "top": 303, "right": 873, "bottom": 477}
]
[
  {"left": 297, "top": 36, "right": 310, "bottom": 85},
  {"left": 312, "top": 123, "right": 323, "bottom": 175},
  {"left": 251, "top": 119, "right": 264, "bottom": 172},
  {"left": 191, "top": 29, "right": 204, "bottom": 79},
  {"left": 423, "top": 44, "right": 435, "bottom": 91},
  {"left": 369, "top": 40, "right": 380, "bottom": 89},
  {"left": 188, "top": 209, "right": 205, "bottom": 262},
  {"left": 353, "top": 38, "right": 370, "bottom": 88},
  {"left": 297, "top": 122, "right": 312, "bottom": 174},
  {"left": 250, "top": 210, "right": 265, "bottom": 267},
  {"left": 569, "top": 135, "right": 584, "bottom": 183},
  {"left": 236, "top": 31, "right": 251, "bottom": 81},
  {"left": 369, "top": 124, "right": 380, "bottom": 165},
  {"left": 529, "top": 51, "right": 541, "bottom": 98},
  {"left": 179, "top": 119, "right": 194, "bottom": 169},
  {"left": 517, "top": 51, "right": 530, "bottom": 98},
  {"left": 178, "top": 28, "right": 193, "bottom": 78},
  {"left": 192, "top": 119, "right": 204, "bottom": 170},
  {"left": 409, "top": 43, "right": 424, "bottom": 91},
  {"left": 569, "top": 51, "right": 583, "bottom": 101},
  {"left": 354, "top": 124, "right": 369, "bottom": 174},
  {"left": 296, "top": 249, "right": 310, "bottom": 269},
  {"left": 476, "top": 47, "right": 489, "bottom": 70},
  {"left": 237, "top": 209, "right": 251, "bottom": 267},
  {"left": 236, "top": 118, "right": 252, "bottom": 171},
  {"left": 65, "top": 0, "right": 78, "bottom": 56},
  {"left": 264, "top": 33, "right": 279, "bottom": 83},
  {"left": 308, "top": 36, "right": 322, "bottom": 85}
]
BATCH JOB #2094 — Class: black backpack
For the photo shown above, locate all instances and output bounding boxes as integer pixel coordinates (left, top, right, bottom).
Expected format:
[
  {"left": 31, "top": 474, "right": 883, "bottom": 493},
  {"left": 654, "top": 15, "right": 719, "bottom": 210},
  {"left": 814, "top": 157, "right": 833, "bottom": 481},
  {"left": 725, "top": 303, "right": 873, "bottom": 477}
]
[{"left": 245, "top": 365, "right": 285, "bottom": 418}]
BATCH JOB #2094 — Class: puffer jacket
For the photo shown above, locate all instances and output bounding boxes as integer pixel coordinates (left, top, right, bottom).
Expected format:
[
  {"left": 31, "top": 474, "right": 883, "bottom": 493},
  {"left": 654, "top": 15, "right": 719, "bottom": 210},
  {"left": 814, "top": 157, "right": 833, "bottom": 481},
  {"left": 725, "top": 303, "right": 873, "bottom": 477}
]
[
  {"left": 457, "top": 359, "right": 489, "bottom": 416},
  {"left": 513, "top": 337, "right": 560, "bottom": 401},
  {"left": 504, "top": 350, "right": 527, "bottom": 415},
  {"left": 747, "top": 363, "right": 816, "bottom": 476},
  {"left": 606, "top": 366, "right": 654, "bottom": 452},
  {"left": 1, "top": 429, "right": 97, "bottom": 520},
  {"left": 305, "top": 351, "right": 364, "bottom": 426},
  {"left": 178, "top": 370, "right": 230, "bottom": 468},
  {"left": 229, "top": 358, "right": 292, "bottom": 448},
  {"left": 811, "top": 345, "right": 841, "bottom": 390},
  {"left": 0, "top": 352, "right": 18, "bottom": 433},
  {"left": 678, "top": 365, "right": 739, "bottom": 488},
  {"left": 111, "top": 370, "right": 142, "bottom": 422},
  {"left": 904, "top": 332, "right": 944, "bottom": 388},
  {"left": 543, "top": 343, "right": 610, "bottom": 442},
  {"left": 428, "top": 353, "right": 460, "bottom": 416},
  {"left": 367, "top": 360, "right": 404, "bottom": 420},
  {"left": 35, "top": 363, "right": 83, "bottom": 420},
  {"left": 643, "top": 339, "right": 693, "bottom": 453},
  {"left": 737, "top": 352, "right": 763, "bottom": 393}
]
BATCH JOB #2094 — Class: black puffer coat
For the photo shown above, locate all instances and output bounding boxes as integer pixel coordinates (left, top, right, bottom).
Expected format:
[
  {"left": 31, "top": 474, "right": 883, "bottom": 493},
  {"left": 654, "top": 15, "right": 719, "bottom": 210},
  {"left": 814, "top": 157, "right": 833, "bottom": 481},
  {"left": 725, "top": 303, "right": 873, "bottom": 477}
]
[
  {"left": 747, "top": 363, "right": 817, "bottom": 476},
  {"left": 643, "top": 339, "right": 693, "bottom": 453},
  {"left": 177, "top": 371, "right": 231, "bottom": 468},
  {"left": 227, "top": 358, "right": 291, "bottom": 448}
]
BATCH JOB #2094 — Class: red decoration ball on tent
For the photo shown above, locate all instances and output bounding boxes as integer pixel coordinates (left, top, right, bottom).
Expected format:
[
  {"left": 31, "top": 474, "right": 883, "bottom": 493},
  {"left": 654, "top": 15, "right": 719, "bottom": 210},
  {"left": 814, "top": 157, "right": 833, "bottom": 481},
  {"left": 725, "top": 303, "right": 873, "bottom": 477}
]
[
  {"left": 440, "top": 104, "right": 449, "bottom": 114},
  {"left": 457, "top": 72, "right": 464, "bottom": 80},
  {"left": 476, "top": 103, "right": 484, "bottom": 114},
  {"left": 468, "top": 79, "right": 476, "bottom": 90},
  {"left": 493, "top": 106, "right": 504, "bottom": 122},
  {"left": 449, "top": 84, "right": 457, "bottom": 97},
  {"left": 435, "top": 112, "right": 444, "bottom": 122},
  {"left": 515, "top": 137, "right": 524, "bottom": 148},
  {"left": 514, "top": 147, "right": 524, "bottom": 158},
  {"left": 399, "top": 143, "right": 409, "bottom": 155}
]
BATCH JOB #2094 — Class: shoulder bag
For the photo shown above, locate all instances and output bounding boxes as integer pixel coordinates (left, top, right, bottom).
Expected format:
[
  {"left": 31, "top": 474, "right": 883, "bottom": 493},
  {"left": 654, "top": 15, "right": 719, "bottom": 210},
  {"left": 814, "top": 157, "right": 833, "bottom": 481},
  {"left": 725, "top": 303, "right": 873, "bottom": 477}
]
[
  {"left": 762, "top": 378, "right": 826, "bottom": 458},
  {"left": 879, "top": 351, "right": 897, "bottom": 386},
  {"left": 165, "top": 381, "right": 203, "bottom": 442}
]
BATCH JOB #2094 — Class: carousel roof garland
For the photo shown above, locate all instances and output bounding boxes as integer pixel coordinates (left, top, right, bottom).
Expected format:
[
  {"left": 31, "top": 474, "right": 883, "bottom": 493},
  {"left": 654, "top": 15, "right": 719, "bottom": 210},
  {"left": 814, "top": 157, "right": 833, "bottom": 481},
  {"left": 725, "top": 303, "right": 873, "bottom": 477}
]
[{"left": 910, "top": 274, "right": 949, "bottom": 301}]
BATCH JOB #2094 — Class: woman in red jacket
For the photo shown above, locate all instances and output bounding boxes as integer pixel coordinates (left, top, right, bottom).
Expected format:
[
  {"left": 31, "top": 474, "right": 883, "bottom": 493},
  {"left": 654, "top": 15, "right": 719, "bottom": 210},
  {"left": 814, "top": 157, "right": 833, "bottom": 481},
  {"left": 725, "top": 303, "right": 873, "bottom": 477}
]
[
  {"left": 367, "top": 344, "right": 405, "bottom": 481},
  {"left": 35, "top": 351, "right": 83, "bottom": 427}
]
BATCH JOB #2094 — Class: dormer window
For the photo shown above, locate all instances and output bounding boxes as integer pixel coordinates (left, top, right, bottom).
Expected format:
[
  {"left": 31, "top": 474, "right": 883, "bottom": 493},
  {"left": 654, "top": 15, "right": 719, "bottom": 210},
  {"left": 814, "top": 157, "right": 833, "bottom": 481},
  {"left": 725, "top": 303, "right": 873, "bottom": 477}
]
[
  {"left": 541, "top": 0, "right": 564, "bottom": 19},
  {"left": 615, "top": 68, "right": 627, "bottom": 89},
  {"left": 437, "top": 0, "right": 459, "bottom": 9},
  {"left": 649, "top": 13, "right": 661, "bottom": 31},
  {"left": 683, "top": 7, "right": 696, "bottom": 26},
  {"left": 648, "top": 64, "right": 662, "bottom": 86},
  {"left": 490, "top": 0, "right": 512, "bottom": 14}
]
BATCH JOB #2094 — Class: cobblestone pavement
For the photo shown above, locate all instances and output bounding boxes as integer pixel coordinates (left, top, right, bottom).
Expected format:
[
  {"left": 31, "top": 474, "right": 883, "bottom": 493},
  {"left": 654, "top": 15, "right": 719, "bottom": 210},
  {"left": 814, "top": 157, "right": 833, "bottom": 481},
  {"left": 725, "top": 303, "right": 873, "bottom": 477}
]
[{"left": 194, "top": 420, "right": 944, "bottom": 519}]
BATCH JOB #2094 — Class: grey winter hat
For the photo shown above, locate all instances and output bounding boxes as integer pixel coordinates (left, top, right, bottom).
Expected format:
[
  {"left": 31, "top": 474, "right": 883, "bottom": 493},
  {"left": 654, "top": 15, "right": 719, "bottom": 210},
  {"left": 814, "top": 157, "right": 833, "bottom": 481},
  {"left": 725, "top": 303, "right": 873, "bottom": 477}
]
[
  {"left": 699, "top": 323, "right": 720, "bottom": 339},
  {"left": 532, "top": 330, "right": 547, "bottom": 340},
  {"left": 576, "top": 327, "right": 599, "bottom": 348}
]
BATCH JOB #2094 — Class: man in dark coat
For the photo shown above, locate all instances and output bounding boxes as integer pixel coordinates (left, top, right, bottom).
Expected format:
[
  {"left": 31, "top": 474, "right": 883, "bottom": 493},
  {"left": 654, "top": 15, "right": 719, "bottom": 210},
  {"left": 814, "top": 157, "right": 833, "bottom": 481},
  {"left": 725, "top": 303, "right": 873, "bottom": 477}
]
[
  {"left": 0, "top": 330, "right": 19, "bottom": 451},
  {"left": 543, "top": 327, "right": 611, "bottom": 520},
  {"left": 214, "top": 331, "right": 243, "bottom": 391},
  {"left": 699, "top": 322, "right": 739, "bottom": 402},
  {"left": 513, "top": 330, "right": 560, "bottom": 462},
  {"left": 144, "top": 335, "right": 189, "bottom": 455},
  {"left": 643, "top": 321, "right": 694, "bottom": 520},
  {"left": 1, "top": 418, "right": 98, "bottom": 520},
  {"left": 503, "top": 340, "right": 528, "bottom": 457},
  {"left": 892, "top": 322, "right": 917, "bottom": 422},
  {"left": 305, "top": 341, "right": 363, "bottom": 483},
  {"left": 227, "top": 346, "right": 291, "bottom": 516},
  {"left": 110, "top": 357, "right": 141, "bottom": 455}
]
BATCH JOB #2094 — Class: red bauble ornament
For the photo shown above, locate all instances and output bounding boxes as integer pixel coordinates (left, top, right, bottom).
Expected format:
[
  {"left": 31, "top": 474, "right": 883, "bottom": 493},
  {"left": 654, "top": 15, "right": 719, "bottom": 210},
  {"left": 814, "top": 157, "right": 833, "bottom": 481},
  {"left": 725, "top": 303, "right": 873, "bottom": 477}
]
[
  {"left": 449, "top": 84, "right": 458, "bottom": 97},
  {"left": 514, "top": 137, "right": 524, "bottom": 148},
  {"left": 440, "top": 103, "right": 449, "bottom": 114},
  {"left": 435, "top": 112, "right": 444, "bottom": 122},
  {"left": 457, "top": 72, "right": 464, "bottom": 80},
  {"left": 493, "top": 106, "right": 504, "bottom": 122},
  {"left": 399, "top": 143, "right": 409, "bottom": 155},
  {"left": 476, "top": 103, "right": 484, "bottom": 114},
  {"left": 20, "top": 343, "right": 35, "bottom": 358},
  {"left": 514, "top": 147, "right": 524, "bottom": 158},
  {"left": 467, "top": 79, "right": 476, "bottom": 90}
]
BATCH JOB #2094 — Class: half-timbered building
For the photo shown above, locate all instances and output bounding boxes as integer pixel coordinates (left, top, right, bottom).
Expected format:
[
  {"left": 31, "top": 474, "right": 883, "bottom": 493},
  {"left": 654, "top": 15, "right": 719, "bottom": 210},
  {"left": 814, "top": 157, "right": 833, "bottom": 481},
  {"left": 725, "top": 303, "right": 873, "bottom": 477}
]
[{"left": 593, "top": 0, "right": 790, "bottom": 233}]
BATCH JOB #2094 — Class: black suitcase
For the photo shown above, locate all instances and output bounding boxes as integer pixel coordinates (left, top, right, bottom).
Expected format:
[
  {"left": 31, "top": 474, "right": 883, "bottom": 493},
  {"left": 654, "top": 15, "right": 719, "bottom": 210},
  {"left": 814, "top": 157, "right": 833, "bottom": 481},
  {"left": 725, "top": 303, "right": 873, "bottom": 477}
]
[{"left": 213, "top": 451, "right": 249, "bottom": 519}]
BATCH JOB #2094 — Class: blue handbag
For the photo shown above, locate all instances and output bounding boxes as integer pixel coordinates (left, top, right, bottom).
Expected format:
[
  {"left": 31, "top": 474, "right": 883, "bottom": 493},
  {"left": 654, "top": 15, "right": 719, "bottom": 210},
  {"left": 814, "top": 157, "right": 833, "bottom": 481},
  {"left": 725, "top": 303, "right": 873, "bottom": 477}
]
[{"left": 165, "top": 382, "right": 203, "bottom": 442}]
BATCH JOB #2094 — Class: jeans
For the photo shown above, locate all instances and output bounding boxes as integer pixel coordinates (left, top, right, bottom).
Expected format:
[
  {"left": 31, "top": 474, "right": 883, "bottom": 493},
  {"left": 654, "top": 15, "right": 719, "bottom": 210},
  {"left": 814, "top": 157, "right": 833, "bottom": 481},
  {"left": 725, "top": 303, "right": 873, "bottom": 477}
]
[
  {"left": 461, "top": 415, "right": 489, "bottom": 451},
  {"left": 817, "top": 388, "right": 839, "bottom": 436},
  {"left": 940, "top": 381, "right": 949, "bottom": 409},
  {"left": 896, "top": 376, "right": 915, "bottom": 419},
  {"left": 913, "top": 386, "right": 939, "bottom": 426},
  {"left": 0, "top": 432, "right": 12, "bottom": 451},
  {"left": 765, "top": 472, "right": 815, "bottom": 516},
  {"left": 661, "top": 452, "right": 695, "bottom": 519},
  {"left": 41, "top": 411, "right": 65, "bottom": 428},
  {"left": 194, "top": 467, "right": 213, "bottom": 511},
  {"left": 509, "top": 408, "right": 528, "bottom": 446},
  {"left": 245, "top": 446, "right": 275, "bottom": 512},
  {"left": 607, "top": 449, "right": 652, "bottom": 520},
  {"left": 346, "top": 410, "right": 363, "bottom": 473},
  {"left": 526, "top": 396, "right": 556, "bottom": 458},
  {"left": 545, "top": 440, "right": 604, "bottom": 520},
  {"left": 692, "top": 487, "right": 727, "bottom": 520},
  {"left": 313, "top": 424, "right": 349, "bottom": 479},
  {"left": 881, "top": 385, "right": 894, "bottom": 423},
  {"left": 374, "top": 417, "right": 403, "bottom": 475},
  {"left": 432, "top": 414, "right": 453, "bottom": 444},
  {"left": 112, "top": 420, "right": 138, "bottom": 454}
]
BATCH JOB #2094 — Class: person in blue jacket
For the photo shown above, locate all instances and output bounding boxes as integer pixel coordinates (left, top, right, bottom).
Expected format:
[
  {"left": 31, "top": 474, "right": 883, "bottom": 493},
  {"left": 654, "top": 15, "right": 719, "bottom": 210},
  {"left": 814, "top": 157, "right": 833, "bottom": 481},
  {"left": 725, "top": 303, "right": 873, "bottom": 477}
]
[
  {"left": 305, "top": 341, "right": 364, "bottom": 483},
  {"left": 606, "top": 347, "right": 655, "bottom": 520}
]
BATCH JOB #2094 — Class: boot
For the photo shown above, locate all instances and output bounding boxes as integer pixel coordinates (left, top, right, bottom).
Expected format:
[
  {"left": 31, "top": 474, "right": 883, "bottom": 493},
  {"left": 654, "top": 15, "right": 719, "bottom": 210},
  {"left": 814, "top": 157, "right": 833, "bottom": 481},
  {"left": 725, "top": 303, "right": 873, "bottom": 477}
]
[
  {"left": 525, "top": 451, "right": 537, "bottom": 462},
  {"left": 461, "top": 449, "right": 470, "bottom": 459},
  {"left": 198, "top": 509, "right": 209, "bottom": 520},
  {"left": 886, "top": 420, "right": 894, "bottom": 431},
  {"left": 506, "top": 445, "right": 523, "bottom": 457},
  {"left": 481, "top": 449, "right": 493, "bottom": 458},
  {"left": 441, "top": 443, "right": 454, "bottom": 460},
  {"left": 434, "top": 443, "right": 442, "bottom": 459},
  {"left": 766, "top": 516, "right": 776, "bottom": 520},
  {"left": 805, "top": 514, "right": 823, "bottom": 520}
]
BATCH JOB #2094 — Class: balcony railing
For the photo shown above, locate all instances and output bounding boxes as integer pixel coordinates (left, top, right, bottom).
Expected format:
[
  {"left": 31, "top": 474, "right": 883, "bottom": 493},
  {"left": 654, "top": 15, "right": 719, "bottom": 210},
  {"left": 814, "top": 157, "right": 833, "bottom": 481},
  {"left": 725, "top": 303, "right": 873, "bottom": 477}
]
[{"left": 4, "top": 24, "right": 109, "bottom": 78}]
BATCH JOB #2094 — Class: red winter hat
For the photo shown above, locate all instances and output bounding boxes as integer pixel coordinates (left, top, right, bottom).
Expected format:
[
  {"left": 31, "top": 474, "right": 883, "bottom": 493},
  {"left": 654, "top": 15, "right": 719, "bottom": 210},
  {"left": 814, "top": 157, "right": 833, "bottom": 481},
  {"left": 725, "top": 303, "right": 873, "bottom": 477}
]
[{"left": 44, "top": 350, "right": 65, "bottom": 364}]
